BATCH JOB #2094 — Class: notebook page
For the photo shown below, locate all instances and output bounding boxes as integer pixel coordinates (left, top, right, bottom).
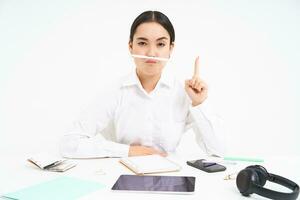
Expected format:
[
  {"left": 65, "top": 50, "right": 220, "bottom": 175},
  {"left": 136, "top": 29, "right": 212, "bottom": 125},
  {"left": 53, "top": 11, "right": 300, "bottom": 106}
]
[{"left": 122, "top": 155, "right": 181, "bottom": 173}]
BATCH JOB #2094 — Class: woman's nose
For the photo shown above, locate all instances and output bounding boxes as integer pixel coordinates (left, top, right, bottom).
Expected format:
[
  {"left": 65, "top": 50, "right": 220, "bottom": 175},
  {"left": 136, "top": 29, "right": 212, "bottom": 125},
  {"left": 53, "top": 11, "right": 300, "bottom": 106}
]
[{"left": 146, "top": 45, "right": 157, "bottom": 57}]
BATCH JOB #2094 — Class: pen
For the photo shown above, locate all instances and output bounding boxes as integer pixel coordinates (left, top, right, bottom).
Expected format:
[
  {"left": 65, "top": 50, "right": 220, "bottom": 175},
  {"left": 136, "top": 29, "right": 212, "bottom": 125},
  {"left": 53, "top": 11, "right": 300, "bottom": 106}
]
[
  {"left": 223, "top": 156, "right": 264, "bottom": 163},
  {"left": 156, "top": 143, "right": 168, "bottom": 157},
  {"left": 43, "top": 160, "right": 63, "bottom": 170},
  {"left": 131, "top": 54, "right": 169, "bottom": 61}
]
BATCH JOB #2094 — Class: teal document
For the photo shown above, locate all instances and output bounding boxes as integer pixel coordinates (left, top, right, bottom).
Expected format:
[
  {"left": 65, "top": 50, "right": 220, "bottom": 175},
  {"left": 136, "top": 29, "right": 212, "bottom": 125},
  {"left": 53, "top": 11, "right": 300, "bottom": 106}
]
[{"left": 2, "top": 176, "right": 105, "bottom": 200}]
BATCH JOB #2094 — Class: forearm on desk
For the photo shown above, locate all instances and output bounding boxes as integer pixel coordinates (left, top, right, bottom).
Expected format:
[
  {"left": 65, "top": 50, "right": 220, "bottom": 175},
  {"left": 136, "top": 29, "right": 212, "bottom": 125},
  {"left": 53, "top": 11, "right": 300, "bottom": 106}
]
[{"left": 59, "top": 134, "right": 129, "bottom": 158}]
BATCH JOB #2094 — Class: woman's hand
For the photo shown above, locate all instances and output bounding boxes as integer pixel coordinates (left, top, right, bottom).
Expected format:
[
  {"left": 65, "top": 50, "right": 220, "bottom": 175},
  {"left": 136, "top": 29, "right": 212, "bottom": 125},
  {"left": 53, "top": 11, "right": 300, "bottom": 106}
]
[
  {"left": 185, "top": 56, "right": 208, "bottom": 106},
  {"left": 128, "top": 145, "right": 167, "bottom": 157}
]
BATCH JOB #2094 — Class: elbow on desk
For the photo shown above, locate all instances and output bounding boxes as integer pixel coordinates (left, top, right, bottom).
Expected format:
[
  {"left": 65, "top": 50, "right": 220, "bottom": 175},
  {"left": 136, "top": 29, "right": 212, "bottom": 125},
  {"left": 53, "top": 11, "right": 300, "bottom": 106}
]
[
  {"left": 207, "top": 146, "right": 226, "bottom": 158},
  {"left": 59, "top": 135, "right": 81, "bottom": 158}
]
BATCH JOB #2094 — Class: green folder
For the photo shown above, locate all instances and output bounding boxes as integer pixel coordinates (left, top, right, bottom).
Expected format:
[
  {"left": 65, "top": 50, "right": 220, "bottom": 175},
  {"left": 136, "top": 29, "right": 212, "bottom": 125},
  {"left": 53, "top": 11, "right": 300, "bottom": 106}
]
[{"left": 2, "top": 176, "right": 105, "bottom": 200}]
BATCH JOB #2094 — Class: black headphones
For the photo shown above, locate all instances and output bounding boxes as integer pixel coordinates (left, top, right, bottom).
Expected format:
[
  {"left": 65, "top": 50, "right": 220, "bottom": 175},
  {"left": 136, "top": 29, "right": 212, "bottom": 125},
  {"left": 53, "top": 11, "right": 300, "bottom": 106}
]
[{"left": 236, "top": 165, "right": 299, "bottom": 200}]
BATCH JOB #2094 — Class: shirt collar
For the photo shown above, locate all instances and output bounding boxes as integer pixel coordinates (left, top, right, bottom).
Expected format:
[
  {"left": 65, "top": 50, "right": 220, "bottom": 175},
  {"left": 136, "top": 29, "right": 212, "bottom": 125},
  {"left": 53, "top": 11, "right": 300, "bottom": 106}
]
[
  {"left": 159, "top": 69, "right": 173, "bottom": 88},
  {"left": 121, "top": 69, "right": 173, "bottom": 89}
]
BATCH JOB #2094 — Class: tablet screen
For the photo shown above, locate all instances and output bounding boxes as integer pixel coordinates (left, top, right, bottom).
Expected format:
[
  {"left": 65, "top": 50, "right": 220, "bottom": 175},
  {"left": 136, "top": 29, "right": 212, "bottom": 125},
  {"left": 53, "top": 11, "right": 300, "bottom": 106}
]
[{"left": 111, "top": 175, "right": 195, "bottom": 193}]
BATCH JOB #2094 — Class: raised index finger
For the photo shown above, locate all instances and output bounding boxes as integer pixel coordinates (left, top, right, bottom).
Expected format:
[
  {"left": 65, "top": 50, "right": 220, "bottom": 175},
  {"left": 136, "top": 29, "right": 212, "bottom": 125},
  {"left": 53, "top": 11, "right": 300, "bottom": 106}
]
[{"left": 193, "top": 56, "right": 200, "bottom": 77}]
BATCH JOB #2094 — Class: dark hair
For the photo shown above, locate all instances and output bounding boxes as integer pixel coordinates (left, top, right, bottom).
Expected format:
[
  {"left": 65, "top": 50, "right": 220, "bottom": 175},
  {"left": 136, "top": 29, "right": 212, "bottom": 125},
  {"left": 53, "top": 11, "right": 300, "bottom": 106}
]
[{"left": 129, "top": 11, "right": 175, "bottom": 44}]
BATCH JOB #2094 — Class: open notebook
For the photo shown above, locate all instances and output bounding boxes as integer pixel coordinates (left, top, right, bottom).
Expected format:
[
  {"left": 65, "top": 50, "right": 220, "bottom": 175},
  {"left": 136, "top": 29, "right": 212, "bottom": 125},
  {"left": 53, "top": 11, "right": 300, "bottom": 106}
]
[
  {"left": 119, "top": 155, "right": 181, "bottom": 175},
  {"left": 27, "top": 153, "right": 76, "bottom": 172}
]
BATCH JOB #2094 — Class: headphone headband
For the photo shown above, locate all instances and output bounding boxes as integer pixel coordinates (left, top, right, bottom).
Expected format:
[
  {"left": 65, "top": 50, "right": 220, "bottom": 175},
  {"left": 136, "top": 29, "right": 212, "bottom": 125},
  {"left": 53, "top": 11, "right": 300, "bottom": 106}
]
[{"left": 237, "top": 165, "right": 299, "bottom": 200}]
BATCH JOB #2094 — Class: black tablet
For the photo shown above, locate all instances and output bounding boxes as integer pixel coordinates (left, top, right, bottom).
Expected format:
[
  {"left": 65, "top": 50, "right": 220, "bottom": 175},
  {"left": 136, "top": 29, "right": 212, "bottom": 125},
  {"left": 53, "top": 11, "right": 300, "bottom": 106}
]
[{"left": 111, "top": 175, "right": 195, "bottom": 194}]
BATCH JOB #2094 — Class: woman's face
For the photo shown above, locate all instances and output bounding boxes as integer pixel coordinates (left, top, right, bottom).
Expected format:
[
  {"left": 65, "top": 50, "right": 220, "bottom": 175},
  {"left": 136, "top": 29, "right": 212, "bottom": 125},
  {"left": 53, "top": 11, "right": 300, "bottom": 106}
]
[{"left": 129, "top": 22, "right": 174, "bottom": 77}]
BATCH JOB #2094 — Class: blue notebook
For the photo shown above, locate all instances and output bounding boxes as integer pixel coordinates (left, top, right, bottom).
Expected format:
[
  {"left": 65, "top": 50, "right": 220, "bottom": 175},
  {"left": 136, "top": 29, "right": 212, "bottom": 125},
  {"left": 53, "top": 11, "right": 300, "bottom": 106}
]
[{"left": 2, "top": 176, "right": 105, "bottom": 200}]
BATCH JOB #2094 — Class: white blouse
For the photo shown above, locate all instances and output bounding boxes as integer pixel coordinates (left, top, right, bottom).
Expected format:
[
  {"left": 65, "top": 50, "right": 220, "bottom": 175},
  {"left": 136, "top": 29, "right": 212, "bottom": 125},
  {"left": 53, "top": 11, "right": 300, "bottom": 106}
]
[{"left": 60, "top": 70, "right": 225, "bottom": 158}]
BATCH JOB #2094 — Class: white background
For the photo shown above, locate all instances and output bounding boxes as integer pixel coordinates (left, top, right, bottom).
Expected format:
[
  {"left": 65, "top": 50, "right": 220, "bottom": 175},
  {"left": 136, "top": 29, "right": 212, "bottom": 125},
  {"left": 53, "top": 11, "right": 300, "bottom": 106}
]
[{"left": 1, "top": 0, "right": 299, "bottom": 157}]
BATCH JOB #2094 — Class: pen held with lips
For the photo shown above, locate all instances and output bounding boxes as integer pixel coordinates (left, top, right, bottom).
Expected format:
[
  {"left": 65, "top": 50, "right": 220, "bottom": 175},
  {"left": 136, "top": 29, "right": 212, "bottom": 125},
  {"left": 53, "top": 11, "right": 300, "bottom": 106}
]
[{"left": 131, "top": 54, "right": 169, "bottom": 61}]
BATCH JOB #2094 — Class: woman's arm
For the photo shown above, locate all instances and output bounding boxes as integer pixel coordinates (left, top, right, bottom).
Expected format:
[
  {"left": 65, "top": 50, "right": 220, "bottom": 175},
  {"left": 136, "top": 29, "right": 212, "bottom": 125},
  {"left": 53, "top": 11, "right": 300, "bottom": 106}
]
[
  {"left": 60, "top": 129, "right": 130, "bottom": 159},
  {"left": 185, "top": 101, "right": 225, "bottom": 157},
  {"left": 184, "top": 57, "right": 225, "bottom": 156},
  {"left": 60, "top": 89, "right": 129, "bottom": 158},
  {"left": 60, "top": 89, "right": 167, "bottom": 158}
]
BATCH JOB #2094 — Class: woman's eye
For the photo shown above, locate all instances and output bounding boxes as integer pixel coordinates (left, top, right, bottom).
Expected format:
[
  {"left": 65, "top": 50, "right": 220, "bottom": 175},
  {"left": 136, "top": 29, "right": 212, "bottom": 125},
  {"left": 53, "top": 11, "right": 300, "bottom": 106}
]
[
  {"left": 158, "top": 43, "right": 166, "bottom": 47},
  {"left": 138, "top": 42, "right": 147, "bottom": 46}
]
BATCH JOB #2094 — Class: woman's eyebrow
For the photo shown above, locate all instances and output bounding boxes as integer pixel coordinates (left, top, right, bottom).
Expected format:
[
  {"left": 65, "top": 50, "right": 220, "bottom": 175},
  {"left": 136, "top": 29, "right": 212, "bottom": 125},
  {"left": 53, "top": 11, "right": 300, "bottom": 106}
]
[
  {"left": 156, "top": 37, "right": 168, "bottom": 41},
  {"left": 136, "top": 37, "right": 168, "bottom": 41},
  {"left": 136, "top": 37, "right": 148, "bottom": 41}
]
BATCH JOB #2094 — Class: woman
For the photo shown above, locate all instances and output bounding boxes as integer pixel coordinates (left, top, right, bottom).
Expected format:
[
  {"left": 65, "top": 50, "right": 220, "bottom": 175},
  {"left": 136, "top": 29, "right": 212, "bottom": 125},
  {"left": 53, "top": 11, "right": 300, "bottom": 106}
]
[{"left": 60, "top": 11, "right": 224, "bottom": 158}]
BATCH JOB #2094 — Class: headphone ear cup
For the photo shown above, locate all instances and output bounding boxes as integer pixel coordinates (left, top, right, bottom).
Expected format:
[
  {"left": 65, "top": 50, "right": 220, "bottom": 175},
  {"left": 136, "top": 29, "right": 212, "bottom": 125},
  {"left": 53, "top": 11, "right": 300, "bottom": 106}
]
[
  {"left": 236, "top": 168, "right": 260, "bottom": 196},
  {"left": 246, "top": 165, "right": 268, "bottom": 186}
]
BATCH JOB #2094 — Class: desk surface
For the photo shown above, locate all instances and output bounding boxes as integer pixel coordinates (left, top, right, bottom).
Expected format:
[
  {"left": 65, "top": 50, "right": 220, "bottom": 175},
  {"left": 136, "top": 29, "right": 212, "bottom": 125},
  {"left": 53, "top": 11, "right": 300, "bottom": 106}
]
[{"left": 1, "top": 152, "right": 299, "bottom": 200}]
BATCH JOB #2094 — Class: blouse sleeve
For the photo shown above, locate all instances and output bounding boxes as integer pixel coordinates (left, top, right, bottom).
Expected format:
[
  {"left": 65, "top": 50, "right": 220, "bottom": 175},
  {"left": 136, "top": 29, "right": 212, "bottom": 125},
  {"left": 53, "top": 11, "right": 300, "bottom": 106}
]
[
  {"left": 59, "top": 87, "right": 129, "bottom": 158},
  {"left": 185, "top": 100, "right": 226, "bottom": 157}
]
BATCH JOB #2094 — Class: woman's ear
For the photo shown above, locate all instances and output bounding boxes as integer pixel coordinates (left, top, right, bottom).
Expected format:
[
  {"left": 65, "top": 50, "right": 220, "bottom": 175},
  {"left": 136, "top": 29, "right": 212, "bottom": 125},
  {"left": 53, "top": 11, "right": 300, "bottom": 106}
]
[
  {"left": 169, "top": 42, "right": 175, "bottom": 57},
  {"left": 128, "top": 41, "right": 133, "bottom": 53}
]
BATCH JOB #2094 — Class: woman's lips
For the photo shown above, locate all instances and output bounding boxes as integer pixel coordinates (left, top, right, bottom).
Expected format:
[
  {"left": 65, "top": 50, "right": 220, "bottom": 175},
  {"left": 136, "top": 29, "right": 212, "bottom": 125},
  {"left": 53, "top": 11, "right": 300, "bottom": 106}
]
[{"left": 145, "top": 59, "right": 157, "bottom": 64}]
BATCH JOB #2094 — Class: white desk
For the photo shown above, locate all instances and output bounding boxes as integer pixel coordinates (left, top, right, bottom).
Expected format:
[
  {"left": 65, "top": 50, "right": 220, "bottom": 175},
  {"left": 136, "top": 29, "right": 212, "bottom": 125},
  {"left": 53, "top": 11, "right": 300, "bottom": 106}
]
[{"left": 1, "top": 152, "right": 299, "bottom": 200}]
